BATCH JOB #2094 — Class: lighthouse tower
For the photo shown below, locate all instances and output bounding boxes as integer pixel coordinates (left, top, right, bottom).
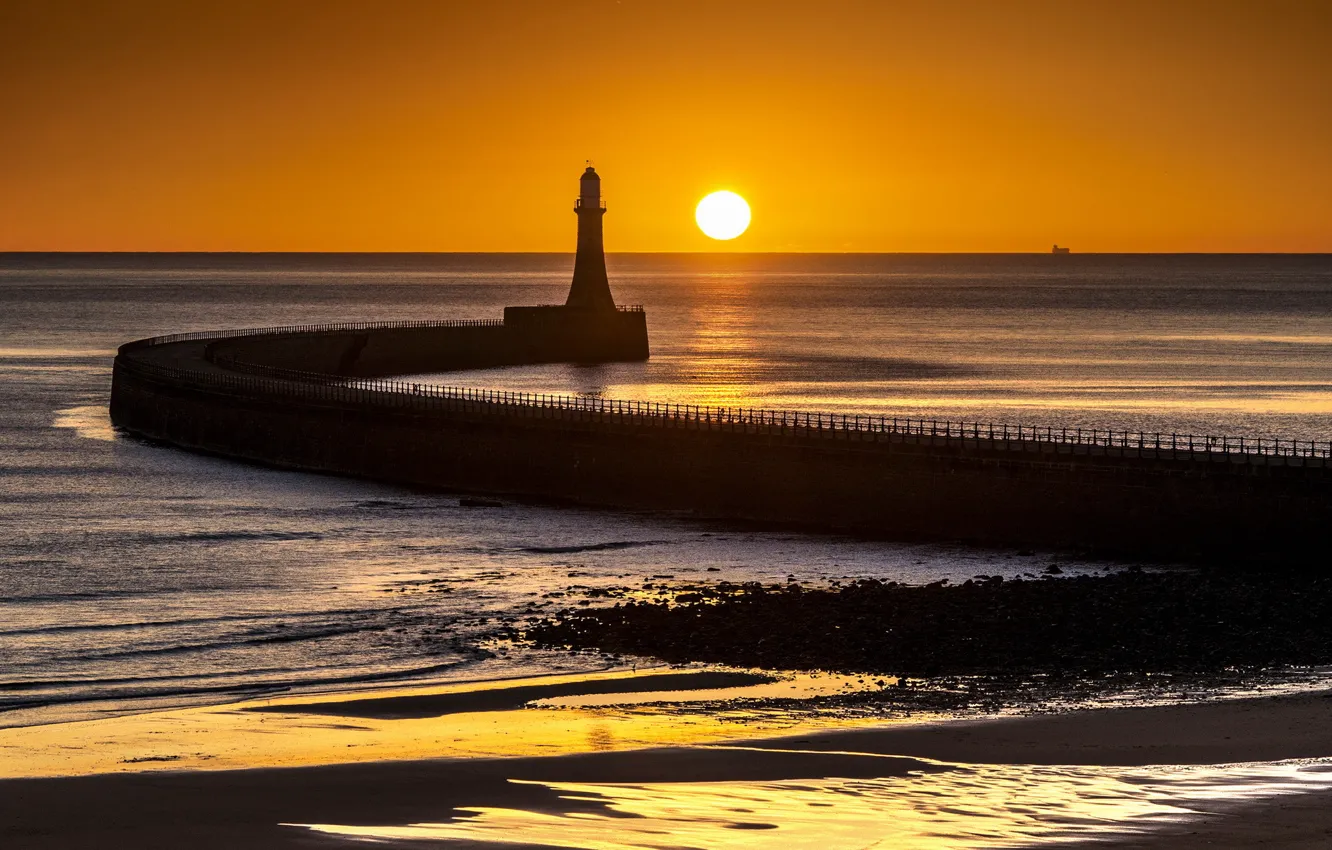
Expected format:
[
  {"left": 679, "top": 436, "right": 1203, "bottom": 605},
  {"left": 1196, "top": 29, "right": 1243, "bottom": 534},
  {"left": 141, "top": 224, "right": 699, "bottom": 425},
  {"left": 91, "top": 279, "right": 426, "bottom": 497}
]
[
  {"left": 566, "top": 166, "right": 616, "bottom": 312},
  {"left": 501, "top": 164, "right": 648, "bottom": 362}
]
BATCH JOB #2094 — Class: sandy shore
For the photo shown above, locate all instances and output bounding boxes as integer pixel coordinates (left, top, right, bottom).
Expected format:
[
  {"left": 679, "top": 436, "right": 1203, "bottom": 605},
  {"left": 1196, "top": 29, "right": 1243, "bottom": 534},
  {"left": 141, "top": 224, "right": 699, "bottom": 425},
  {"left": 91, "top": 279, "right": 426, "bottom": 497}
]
[
  {"left": 753, "top": 688, "right": 1332, "bottom": 766},
  {"left": 760, "top": 691, "right": 1332, "bottom": 849},
  {"left": 5, "top": 674, "right": 1332, "bottom": 848}
]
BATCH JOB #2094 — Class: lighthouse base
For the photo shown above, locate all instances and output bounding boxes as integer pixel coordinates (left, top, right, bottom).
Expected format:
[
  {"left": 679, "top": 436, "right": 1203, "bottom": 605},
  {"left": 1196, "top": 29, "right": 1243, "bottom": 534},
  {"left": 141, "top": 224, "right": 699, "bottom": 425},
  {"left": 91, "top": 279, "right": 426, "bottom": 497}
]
[{"left": 503, "top": 306, "right": 649, "bottom": 363}]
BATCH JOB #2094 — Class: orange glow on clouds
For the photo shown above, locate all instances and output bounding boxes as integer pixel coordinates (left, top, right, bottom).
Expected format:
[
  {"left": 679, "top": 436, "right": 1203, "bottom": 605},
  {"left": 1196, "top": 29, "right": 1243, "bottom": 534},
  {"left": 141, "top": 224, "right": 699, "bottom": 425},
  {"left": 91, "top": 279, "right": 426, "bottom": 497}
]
[{"left": 1, "top": 1, "right": 1329, "bottom": 252}]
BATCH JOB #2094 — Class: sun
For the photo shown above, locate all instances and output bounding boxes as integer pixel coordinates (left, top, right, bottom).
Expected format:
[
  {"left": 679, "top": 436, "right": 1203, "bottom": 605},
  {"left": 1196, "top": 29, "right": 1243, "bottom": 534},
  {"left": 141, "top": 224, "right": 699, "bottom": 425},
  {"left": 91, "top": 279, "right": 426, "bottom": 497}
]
[{"left": 695, "top": 191, "right": 751, "bottom": 240}]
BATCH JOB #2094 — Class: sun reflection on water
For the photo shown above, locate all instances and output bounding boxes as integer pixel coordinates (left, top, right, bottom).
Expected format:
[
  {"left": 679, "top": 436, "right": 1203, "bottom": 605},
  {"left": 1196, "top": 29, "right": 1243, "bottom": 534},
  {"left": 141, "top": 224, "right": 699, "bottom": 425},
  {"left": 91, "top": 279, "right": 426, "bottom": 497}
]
[
  {"left": 298, "top": 756, "right": 1332, "bottom": 849},
  {"left": 674, "top": 280, "right": 762, "bottom": 408},
  {"left": 52, "top": 404, "right": 118, "bottom": 441}
]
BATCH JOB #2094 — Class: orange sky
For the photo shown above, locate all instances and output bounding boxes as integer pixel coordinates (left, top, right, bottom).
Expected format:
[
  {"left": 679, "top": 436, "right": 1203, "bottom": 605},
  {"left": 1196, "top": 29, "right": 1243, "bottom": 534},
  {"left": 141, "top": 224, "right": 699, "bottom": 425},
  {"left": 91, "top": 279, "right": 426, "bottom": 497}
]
[{"left": 2, "top": 1, "right": 1329, "bottom": 252}]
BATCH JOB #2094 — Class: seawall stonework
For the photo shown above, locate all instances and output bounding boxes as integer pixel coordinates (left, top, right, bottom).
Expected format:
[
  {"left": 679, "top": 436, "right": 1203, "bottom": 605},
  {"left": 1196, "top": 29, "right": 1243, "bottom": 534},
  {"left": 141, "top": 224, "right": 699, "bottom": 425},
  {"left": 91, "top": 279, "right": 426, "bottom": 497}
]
[{"left": 110, "top": 318, "right": 1330, "bottom": 562}]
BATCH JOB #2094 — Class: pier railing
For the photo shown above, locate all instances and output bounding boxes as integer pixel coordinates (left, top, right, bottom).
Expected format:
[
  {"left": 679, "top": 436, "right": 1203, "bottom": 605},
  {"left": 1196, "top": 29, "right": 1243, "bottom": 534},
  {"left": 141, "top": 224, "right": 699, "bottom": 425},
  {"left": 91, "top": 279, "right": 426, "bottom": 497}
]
[{"left": 116, "top": 326, "right": 1332, "bottom": 463}]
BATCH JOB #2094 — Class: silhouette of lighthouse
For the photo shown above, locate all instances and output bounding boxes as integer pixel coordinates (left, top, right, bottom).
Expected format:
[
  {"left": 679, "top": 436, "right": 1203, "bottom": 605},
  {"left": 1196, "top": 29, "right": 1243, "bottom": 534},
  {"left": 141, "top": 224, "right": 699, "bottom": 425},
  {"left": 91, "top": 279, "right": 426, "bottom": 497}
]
[
  {"left": 566, "top": 166, "right": 616, "bottom": 312},
  {"left": 501, "top": 164, "right": 648, "bottom": 362}
]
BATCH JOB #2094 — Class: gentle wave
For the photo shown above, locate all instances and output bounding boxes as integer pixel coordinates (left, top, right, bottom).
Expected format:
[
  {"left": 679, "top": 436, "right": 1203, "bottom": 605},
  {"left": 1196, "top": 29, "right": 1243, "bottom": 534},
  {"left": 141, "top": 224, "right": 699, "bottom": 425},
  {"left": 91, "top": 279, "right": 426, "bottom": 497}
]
[
  {"left": 165, "top": 530, "right": 327, "bottom": 543},
  {"left": 0, "top": 659, "right": 478, "bottom": 716},
  {"left": 0, "top": 584, "right": 285, "bottom": 604},
  {"left": 0, "top": 606, "right": 392, "bottom": 638},
  {"left": 67, "top": 622, "right": 395, "bottom": 662},
  {"left": 515, "top": 540, "right": 671, "bottom": 555},
  {"left": 350, "top": 499, "right": 426, "bottom": 511}
]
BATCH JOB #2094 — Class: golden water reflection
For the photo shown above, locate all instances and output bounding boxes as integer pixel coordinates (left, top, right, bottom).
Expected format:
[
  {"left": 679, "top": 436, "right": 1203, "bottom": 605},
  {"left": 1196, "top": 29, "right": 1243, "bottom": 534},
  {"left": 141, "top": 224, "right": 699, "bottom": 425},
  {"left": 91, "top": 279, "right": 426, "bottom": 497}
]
[
  {"left": 52, "top": 404, "right": 118, "bottom": 441},
  {"left": 299, "top": 756, "right": 1332, "bottom": 849},
  {"left": 674, "top": 279, "right": 761, "bottom": 408},
  {"left": 8, "top": 666, "right": 1332, "bottom": 848},
  {"left": 0, "top": 669, "right": 890, "bottom": 779}
]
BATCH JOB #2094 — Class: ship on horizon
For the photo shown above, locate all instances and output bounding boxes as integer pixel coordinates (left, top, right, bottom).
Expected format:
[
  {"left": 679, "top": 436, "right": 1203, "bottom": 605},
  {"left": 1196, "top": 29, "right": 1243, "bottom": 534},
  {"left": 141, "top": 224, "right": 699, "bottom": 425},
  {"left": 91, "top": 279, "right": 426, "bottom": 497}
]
[{"left": 1052, "top": 244, "right": 1071, "bottom": 254}]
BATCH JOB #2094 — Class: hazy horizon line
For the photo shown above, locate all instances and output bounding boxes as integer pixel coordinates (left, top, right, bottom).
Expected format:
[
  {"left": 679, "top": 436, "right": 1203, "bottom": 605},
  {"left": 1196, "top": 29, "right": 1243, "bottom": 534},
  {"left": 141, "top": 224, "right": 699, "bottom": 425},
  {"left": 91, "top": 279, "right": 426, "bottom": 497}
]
[{"left": 4, "top": 250, "right": 1332, "bottom": 257}]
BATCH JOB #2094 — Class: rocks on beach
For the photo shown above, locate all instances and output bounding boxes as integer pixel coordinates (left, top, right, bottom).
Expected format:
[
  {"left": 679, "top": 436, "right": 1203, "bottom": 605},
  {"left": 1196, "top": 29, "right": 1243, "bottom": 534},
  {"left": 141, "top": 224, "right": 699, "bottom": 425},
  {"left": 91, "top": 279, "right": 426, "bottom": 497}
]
[{"left": 525, "top": 570, "right": 1332, "bottom": 677}]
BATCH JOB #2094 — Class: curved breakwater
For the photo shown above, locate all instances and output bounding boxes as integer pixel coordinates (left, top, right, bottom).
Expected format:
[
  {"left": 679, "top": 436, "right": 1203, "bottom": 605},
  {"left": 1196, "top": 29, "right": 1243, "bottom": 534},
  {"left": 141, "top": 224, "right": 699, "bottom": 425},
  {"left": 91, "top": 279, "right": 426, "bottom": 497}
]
[{"left": 110, "top": 317, "right": 1332, "bottom": 561}]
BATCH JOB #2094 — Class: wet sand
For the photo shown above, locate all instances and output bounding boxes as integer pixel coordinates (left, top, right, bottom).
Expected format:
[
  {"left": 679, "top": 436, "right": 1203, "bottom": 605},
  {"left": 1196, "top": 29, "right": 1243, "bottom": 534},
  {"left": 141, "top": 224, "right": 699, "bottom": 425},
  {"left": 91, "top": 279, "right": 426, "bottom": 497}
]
[
  {"left": 0, "top": 746, "right": 940, "bottom": 849},
  {"left": 246, "top": 669, "right": 776, "bottom": 720},
  {"left": 751, "top": 688, "right": 1332, "bottom": 766},
  {"left": 1097, "top": 794, "right": 1332, "bottom": 849},
  {"left": 5, "top": 674, "right": 1332, "bottom": 848}
]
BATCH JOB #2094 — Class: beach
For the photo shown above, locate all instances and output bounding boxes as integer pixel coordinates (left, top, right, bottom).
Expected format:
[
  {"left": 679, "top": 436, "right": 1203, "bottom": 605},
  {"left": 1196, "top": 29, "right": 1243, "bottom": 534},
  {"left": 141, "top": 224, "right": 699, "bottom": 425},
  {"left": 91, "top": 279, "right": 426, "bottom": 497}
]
[{"left": 5, "top": 670, "right": 1332, "bottom": 848}]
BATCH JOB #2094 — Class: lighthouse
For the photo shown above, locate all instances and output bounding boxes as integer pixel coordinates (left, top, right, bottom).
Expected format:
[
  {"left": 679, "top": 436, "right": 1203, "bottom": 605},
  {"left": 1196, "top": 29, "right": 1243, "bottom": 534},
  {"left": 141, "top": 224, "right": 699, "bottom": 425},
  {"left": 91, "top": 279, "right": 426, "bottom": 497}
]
[
  {"left": 501, "top": 164, "right": 648, "bottom": 362},
  {"left": 566, "top": 166, "right": 617, "bottom": 312}
]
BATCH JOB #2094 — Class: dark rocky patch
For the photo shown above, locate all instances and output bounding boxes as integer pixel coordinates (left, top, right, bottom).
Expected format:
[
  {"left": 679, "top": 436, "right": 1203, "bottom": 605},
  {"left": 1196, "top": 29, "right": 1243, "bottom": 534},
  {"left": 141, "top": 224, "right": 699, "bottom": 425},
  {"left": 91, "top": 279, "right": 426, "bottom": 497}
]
[{"left": 524, "top": 570, "right": 1332, "bottom": 676}]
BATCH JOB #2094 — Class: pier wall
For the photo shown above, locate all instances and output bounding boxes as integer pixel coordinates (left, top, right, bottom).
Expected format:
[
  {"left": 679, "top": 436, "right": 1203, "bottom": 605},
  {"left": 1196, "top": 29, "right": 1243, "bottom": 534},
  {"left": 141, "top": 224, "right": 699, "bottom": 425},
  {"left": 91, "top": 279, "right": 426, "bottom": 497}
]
[
  {"left": 110, "top": 318, "right": 1330, "bottom": 562},
  {"left": 202, "top": 310, "right": 647, "bottom": 377},
  {"left": 206, "top": 324, "right": 511, "bottom": 377}
]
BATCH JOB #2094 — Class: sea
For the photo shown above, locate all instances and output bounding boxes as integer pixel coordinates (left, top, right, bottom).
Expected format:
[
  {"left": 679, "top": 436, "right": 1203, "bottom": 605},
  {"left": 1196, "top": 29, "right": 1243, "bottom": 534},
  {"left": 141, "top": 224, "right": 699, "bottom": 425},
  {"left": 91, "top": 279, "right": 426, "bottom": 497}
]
[{"left": 3, "top": 252, "right": 1332, "bottom": 727}]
